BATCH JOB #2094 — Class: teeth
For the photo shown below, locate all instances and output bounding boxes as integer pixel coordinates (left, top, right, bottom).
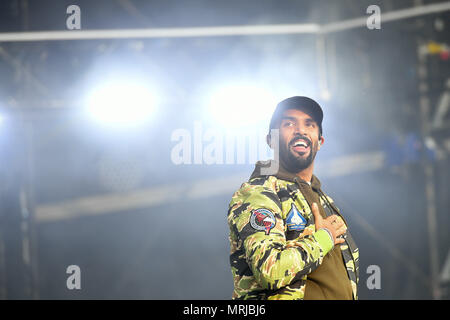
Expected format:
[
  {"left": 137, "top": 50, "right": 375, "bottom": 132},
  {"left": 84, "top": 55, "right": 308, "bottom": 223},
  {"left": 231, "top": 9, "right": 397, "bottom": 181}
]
[{"left": 294, "top": 140, "right": 308, "bottom": 147}]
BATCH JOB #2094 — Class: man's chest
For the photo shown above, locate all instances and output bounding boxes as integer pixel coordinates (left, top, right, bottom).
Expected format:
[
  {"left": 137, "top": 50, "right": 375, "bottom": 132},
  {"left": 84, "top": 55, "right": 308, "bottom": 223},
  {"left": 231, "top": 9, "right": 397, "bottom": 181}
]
[{"left": 275, "top": 186, "right": 346, "bottom": 240}]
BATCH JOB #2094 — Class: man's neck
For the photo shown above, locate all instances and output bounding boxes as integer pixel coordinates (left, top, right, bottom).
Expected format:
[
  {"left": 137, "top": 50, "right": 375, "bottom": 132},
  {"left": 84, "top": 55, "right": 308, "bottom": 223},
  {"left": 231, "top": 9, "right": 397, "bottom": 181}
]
[
  {"left": 279, "top": 160, "right": 314, "bottom": 183},
  {"left": 295, "top": 167, "right": 313, "bottom": 184}
]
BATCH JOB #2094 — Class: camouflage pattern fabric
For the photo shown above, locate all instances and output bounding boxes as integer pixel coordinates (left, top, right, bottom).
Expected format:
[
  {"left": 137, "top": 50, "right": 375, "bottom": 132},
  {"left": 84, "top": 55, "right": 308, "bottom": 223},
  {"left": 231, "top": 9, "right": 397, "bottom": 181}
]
[{"left": 228, "top": 175, "right": 359, "bottom": 300}]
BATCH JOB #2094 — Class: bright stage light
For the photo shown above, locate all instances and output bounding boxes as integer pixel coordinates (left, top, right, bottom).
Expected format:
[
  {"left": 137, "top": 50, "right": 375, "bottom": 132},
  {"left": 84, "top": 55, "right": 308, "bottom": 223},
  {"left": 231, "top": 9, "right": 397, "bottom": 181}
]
[
  {"left": 206, "top": 84, "right": 277, "bottom": 129},
  {"left": 86, "top": 81, "right": 158, "bottom": 126}
]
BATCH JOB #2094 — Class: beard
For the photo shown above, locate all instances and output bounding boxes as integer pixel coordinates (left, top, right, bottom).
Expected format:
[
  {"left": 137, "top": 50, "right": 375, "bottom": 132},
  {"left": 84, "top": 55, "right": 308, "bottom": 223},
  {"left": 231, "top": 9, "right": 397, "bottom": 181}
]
[{"left": 280, "top": 135, "right": 319, "bottom": 173}]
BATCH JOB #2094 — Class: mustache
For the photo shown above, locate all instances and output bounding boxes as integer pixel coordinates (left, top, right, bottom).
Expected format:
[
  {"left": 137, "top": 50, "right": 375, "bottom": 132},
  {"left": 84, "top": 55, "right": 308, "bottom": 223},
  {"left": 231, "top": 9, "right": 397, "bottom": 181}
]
[{"left": 289, "top": 135, "right": 312, "bottom": 147}]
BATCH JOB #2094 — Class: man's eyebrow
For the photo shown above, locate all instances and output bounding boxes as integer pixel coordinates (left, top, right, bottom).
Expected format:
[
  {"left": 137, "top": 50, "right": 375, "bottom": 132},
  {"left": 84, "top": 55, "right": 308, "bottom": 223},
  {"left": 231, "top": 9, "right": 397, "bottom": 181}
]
[
  {"left": 280, "top": 116, "right": 297, "bottom": 121},
  {"left": 281, "top": 116, "right": 316, "bottom": 122},
  {"left": 305, "top": 117, "right": 317, "bottom": 123}
]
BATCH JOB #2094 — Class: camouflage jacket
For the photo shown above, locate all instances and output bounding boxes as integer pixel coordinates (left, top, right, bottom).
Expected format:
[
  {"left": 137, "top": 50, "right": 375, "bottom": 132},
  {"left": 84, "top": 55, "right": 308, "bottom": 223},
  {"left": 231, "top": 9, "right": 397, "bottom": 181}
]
[{"left": 227, "top": 163, "right": 359, "bottom": 300}]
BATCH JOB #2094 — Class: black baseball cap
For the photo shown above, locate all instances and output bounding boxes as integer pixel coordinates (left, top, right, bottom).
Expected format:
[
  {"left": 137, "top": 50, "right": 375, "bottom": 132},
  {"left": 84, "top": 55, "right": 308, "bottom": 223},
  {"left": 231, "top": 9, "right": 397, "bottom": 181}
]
[{"left": 269, "top": 96, "right": 323, "bottom": 136}]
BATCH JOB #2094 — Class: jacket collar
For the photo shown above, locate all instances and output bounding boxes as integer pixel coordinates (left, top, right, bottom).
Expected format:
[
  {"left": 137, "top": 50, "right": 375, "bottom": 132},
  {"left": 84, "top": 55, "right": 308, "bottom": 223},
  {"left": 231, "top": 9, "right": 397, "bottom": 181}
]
[{"left": 250, "top": 160, "right": 322, "bottom": 192}]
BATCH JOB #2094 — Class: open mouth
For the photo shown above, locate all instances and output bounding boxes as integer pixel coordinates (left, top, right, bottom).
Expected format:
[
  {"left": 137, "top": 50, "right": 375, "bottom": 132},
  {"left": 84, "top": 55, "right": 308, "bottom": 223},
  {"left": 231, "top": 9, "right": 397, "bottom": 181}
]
[{"left": 290, "top": 138, "right": 311, "bottom": 154}]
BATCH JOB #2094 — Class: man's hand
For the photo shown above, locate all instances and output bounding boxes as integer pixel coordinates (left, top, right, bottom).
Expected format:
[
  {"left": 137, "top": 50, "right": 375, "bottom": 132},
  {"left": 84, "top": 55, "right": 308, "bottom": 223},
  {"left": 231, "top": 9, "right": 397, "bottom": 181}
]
[{"left": 311, "top": 202, "right": 346, "bottom": 245}]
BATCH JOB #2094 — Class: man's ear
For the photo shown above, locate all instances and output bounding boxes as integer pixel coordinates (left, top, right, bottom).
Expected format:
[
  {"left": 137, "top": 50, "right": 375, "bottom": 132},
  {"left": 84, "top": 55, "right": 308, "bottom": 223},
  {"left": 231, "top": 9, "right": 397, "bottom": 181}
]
[{"left": 318, "top": 135, "right": 325, "bottom": 150}]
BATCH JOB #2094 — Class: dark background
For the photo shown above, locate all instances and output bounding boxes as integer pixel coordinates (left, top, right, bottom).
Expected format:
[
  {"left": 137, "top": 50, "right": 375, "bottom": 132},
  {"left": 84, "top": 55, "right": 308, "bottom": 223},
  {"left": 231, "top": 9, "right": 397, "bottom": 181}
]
[{"left": 0, "top": 0, "right": 449, "bottom": 299}]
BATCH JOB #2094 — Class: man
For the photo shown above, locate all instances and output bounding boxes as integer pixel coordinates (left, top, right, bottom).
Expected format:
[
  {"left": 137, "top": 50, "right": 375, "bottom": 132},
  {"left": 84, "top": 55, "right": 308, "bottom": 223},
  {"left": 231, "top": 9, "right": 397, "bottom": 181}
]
[{"left": 227, "top": 96, "right": 359, "bottom": 300}]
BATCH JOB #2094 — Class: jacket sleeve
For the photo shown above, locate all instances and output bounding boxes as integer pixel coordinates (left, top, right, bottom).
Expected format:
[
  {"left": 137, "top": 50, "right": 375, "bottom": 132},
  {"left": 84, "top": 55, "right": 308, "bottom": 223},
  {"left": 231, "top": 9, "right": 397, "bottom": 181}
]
[{"left": 228, "top": 182, "right": 334, "bottom": 291}]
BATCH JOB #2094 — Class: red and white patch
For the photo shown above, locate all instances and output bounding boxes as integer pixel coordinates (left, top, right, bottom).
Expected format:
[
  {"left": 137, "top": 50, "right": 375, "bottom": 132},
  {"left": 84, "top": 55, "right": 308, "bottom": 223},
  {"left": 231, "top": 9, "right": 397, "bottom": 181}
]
[{"left": 250, "top": 208, "right": 276, "bottom": 235}]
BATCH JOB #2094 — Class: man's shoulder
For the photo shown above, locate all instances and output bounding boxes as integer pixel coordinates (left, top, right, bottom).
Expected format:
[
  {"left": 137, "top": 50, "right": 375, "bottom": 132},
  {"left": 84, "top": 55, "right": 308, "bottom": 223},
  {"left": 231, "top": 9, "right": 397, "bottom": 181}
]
[
  {"left": 228, "top": 174, "right": 297, "bottom": 214},
  {"left": 228, "top": 175, "right": 275, "bottom": 208},
  {"left": 236, "top": 174, "right": 285, "bottom": 194}
]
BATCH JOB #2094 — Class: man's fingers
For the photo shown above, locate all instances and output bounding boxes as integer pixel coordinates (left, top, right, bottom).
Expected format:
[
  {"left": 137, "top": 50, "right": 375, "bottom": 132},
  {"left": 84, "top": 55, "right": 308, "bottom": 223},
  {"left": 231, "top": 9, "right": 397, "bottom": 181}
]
[
  {"left": 316, "top": 212, "right": 348, "bottom": 245},
  {"left": 325, "top": 214, "right": 341, "bottom": 223},
  {"left": 311, "top": 203, "right": 322, "bottom": 223},
  {"left": 326, "top": 215, "right": 346, "bottom": 230},
  {"left": 335, "top": 220, "right": 345, "bottom": 230},
  {"left": 335, "top": 225, "right": 347, "bottom": 237}
]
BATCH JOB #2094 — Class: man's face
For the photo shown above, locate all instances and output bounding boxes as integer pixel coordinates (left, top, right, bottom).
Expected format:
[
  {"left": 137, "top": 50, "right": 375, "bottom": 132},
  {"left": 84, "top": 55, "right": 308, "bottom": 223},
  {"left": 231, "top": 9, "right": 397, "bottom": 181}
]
[{"left": 276, "top": 108, "right": 324, "bottom": 173}]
